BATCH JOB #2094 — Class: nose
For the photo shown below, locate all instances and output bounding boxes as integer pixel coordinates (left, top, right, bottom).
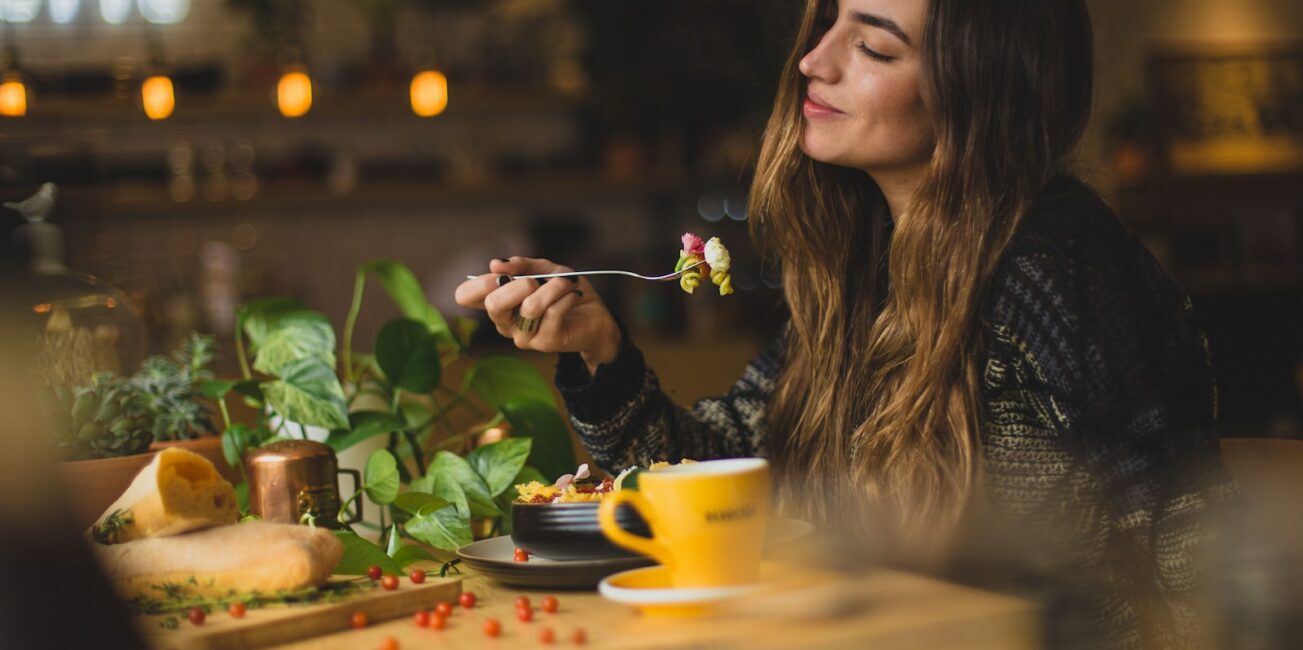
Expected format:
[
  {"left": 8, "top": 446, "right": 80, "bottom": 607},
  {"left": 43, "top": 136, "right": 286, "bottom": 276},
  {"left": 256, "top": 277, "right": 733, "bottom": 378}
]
[{"left": 798, "top": 30, "right": 840, "bottom": 84}]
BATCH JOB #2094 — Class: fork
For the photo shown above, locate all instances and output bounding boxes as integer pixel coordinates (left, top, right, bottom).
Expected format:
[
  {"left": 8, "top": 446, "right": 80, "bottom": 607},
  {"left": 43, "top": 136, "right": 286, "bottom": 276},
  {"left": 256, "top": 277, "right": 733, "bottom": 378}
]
[{"left": 466, "top": 261, "right": 705, "bottom": 283}]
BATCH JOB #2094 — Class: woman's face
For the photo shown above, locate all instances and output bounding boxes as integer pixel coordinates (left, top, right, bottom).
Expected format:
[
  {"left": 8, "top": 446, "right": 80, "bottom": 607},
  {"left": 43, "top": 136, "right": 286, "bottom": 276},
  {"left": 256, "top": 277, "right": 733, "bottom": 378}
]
[{"left": 798, "top": 0, "right": 933, "bottom": 177}]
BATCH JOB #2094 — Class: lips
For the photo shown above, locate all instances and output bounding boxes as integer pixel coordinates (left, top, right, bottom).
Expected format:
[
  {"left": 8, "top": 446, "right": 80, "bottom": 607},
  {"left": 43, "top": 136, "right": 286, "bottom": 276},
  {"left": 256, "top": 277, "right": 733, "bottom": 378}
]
[{"left": 802, "top": 91, "right": 844, "bottom": 118}]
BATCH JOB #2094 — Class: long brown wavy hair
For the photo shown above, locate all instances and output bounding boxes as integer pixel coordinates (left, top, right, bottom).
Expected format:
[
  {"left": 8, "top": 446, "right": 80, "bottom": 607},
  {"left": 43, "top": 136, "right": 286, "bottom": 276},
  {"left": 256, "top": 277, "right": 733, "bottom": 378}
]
[{"left": 751, "top": 0, "right": 1094, "bottom": 556}]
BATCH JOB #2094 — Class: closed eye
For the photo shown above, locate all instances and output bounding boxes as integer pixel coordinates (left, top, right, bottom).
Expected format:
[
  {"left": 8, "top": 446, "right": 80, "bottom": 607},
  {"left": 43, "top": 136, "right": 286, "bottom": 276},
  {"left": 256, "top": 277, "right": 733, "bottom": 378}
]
[{"left": 857, "top": 42, "right": 896, "bottom": 63}]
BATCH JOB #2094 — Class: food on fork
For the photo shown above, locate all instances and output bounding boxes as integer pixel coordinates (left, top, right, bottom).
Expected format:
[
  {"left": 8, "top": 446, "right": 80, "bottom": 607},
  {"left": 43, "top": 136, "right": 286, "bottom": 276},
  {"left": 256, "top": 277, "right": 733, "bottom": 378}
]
[{"left": 675, "top": 232, "right": 733, "bottom": 296}]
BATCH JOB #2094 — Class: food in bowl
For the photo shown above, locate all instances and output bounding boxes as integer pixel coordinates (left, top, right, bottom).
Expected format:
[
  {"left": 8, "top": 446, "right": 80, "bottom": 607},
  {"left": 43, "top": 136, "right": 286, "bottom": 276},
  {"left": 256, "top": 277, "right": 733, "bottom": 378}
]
[{"left": 508, "top": 460, "right": 695, "bottom": 561}]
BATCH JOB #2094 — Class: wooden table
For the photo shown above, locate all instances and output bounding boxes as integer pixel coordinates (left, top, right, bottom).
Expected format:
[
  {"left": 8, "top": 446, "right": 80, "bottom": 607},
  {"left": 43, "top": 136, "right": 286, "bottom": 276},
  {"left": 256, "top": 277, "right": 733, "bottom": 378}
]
[{"left": 272, "top": 565, "right": 1040, "bottom": 650}]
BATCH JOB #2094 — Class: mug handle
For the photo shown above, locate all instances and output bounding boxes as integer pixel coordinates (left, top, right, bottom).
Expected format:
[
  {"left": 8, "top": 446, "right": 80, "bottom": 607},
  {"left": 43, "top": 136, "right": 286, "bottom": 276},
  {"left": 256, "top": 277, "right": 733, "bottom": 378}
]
[
  {"left": 338, "top": 468, "right": 363, "bottom": 525},
  {"left": 598, "top": 491, "right": 675, "bottom": 569}
]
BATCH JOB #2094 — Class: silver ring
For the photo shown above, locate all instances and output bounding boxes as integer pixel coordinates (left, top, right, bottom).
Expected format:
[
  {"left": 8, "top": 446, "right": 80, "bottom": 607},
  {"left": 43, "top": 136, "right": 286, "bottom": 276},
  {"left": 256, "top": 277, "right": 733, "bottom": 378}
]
[{"left": 515, "top": 312, "right": 540, "bottom": 334}]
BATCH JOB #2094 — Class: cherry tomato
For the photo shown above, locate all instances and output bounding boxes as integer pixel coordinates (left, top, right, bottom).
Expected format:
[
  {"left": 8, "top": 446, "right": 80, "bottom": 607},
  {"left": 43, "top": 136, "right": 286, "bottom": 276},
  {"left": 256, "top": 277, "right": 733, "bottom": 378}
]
[
  {"left": 430, "top": 613, "right": 447, "bottom": 630},
  {"left": 366, "top": 565, "right": 383, "bottom": 581},
  {"left": 571, "top": 628, "right": 587, "bottom": 645},
  {"left": 435, "top": 601, "right": 453, "bottom": 617},
  {"left": 539, "top": 627, "right": 556, "bottom": 644},
  {"left": 409, "top": 570, "right": 426, "bottom": 584},
  {"left": 483, "top": 617, "right": 502, "bottom": 637},
  {"left": 228, "top": 602, "right": 247, "bottom": 619},
  {"left": 514, "top": 595, "right": 531, "bottom": 610},
  {"left": 516, "top": 606, "right": 534, "bottom": 623},
  {"left": 458, "top": 591, "right": 477, "bottom": 609},
  {"left": 379, "top": 637, "right": 399, "bottom": 650},
  {"left": 413, "top": 610, "right": 430, "bottom": 627},
  {"left": 381, "top": 575, "right": 400, "bottom": 591},
  {"left": 351, "top": 611, "right": 368, "bottom": 629},
  {"left": 541, "top": 595, "right": 559, "bottom": 614},
  {"left": 514, "top": 547, "right": 530, "bottom": 562},
  {"left": 187, "top": 607, "right": 206, "bottom": 626}
]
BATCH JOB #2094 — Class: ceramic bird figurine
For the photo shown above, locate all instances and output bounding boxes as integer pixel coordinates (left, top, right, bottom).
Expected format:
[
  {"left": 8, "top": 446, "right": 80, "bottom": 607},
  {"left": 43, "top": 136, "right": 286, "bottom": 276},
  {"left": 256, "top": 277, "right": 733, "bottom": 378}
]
[{"left": 4, "top": 182, "right": 57, "bottom": 222}]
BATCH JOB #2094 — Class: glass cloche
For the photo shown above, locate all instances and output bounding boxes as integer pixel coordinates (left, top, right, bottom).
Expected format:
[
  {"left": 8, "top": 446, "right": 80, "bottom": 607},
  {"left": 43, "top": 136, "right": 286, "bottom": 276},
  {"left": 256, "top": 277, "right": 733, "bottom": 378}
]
[{"left": 8, "top": 183, "right": 146, "bottom": 387}]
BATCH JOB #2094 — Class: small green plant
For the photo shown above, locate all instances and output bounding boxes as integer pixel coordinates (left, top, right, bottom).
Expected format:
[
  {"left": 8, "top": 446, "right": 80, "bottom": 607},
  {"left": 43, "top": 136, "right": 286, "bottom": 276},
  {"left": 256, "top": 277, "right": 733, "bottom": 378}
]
[
  {"left": 132, "top": 333, "right": 218, "bottom": 441},
  {"left": 209, "top": 260, "right": 575, "bottom": 573},
  {"left": 47, "top": 372, "right": 155, "bottom": 460}
]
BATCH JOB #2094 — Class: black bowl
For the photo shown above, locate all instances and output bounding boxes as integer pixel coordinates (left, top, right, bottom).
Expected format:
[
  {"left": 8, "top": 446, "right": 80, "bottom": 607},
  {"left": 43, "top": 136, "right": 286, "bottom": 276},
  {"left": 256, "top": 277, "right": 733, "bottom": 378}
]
[{"left": 510, "top": 501, "right": 652, "bottom": 561}]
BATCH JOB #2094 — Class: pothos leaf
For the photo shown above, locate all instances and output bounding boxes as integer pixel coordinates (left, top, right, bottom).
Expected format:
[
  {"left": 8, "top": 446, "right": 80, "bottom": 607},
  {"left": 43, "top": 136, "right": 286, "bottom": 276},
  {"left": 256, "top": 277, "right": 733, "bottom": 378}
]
[
  {"left": 363, "top": 448, "right": 400, "bottom": 505},
  {"left": 466, "top": 437, "right": 532, "bottom": 497},
  {"left": 404, "top": 505, "right": 473, "bottom": 552},
  {"left": 374, "top": 319, "right": 441, "bottom": 393},
  {"left": 260, "top": 357, "right": 348, "bottom": 430},
  {"left": 392, "top": 544, "right": 439, "bottom": 569},
  {"left": 332, "top": 531, "right": 401, "bottom": 576},
  {"left": 425, "top": 451, "right": 501, "bottom": 517}
]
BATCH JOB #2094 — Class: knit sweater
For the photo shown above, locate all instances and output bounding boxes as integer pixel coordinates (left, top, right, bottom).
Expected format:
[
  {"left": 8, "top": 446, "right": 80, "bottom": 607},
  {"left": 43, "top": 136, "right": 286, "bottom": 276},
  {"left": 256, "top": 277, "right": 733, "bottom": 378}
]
[{"left": 554, "top": 177, "right": 1236, "bottom": 649}]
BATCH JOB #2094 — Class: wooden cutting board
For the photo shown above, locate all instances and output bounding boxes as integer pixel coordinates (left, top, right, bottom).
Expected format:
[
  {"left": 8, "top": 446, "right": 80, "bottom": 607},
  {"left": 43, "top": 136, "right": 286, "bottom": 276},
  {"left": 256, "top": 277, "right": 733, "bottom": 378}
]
[{"left": 141, "top": 576, "right": 462, "bottom": 650}]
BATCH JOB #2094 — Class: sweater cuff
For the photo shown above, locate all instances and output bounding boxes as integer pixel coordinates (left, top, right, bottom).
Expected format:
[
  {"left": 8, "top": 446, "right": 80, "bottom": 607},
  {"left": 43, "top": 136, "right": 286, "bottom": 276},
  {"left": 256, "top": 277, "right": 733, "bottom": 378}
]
[{"left": 555, "top": 319, "right": 647, "bottom": 424}]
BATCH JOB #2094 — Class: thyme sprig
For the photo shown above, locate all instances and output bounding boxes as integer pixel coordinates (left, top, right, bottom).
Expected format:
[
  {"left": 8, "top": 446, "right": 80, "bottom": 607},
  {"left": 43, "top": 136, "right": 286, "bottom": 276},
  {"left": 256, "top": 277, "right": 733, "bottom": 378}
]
[
  {"left": 130, "top": 578, "right": 374, "bottom": 618},
  {"left": 90, "top": 509, "right": 133, "bottom": 544}
]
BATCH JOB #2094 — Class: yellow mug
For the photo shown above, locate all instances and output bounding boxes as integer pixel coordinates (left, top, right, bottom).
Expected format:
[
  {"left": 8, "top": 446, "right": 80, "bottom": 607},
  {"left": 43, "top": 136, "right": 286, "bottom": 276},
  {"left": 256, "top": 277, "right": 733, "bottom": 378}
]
[{"left": 599, "top": 458, "right": 770, "bottom": 588}]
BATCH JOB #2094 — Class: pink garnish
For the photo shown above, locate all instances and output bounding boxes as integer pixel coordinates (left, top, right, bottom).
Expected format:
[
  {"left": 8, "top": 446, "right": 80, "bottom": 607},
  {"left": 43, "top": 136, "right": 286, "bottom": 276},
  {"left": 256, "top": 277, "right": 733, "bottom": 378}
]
[
  {"left": 554, "top": 474, "right": 574, "bottom": 492},
  {"left": 575, "top": 463, "right": 590, "bottom": 480},
  {"left": 681, "top": 233, "right": 705, "bottom": 256}
]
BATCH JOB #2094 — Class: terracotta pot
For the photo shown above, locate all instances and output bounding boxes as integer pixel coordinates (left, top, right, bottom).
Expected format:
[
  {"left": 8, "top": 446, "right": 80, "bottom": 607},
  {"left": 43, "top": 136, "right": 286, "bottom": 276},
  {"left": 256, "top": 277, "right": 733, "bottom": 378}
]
[
  {"left": 58, "top": 436, "right": 239, "bottom": 530},
  {"left": 58, "top": 451, "right": 157, "bottom": 530}
]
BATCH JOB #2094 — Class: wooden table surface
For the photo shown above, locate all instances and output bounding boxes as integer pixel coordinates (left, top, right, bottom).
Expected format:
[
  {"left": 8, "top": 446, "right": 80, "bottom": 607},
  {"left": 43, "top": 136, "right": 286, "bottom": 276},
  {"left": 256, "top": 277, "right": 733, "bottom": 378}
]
[{"left": 271, "top": 564, "right": 1040, "bottom": 650}]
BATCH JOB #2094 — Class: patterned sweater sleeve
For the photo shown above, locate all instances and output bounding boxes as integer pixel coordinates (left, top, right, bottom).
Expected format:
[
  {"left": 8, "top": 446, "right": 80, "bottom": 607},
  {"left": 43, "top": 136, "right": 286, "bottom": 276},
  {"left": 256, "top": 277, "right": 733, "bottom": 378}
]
[
  {"left": 553, "top": 324, "right": 784, "bottom": 474},
  {"left": 988, "top": 223, "right": 1237, "bottom": 646}
]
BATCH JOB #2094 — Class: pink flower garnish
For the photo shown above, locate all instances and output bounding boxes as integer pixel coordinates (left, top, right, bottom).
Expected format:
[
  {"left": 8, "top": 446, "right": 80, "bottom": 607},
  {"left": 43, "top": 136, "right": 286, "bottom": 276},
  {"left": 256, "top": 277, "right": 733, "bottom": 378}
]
[{"left": 681, "top": 233, "right": 705, "bottom": 256}]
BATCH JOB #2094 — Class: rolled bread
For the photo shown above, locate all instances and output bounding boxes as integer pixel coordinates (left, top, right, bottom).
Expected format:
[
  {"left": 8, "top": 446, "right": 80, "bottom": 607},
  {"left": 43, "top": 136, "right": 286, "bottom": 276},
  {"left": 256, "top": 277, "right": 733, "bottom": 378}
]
[
  {"left": 95, "top": 522, "right": 343, "bottom": 599},
  {"left": 90, "top": 447, "right": 238, "bottom": 544}
]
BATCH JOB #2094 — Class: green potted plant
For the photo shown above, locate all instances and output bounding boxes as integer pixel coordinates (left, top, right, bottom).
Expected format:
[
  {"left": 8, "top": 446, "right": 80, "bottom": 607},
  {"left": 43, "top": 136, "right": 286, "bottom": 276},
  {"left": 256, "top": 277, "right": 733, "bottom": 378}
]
[
  {"left": 210, "top": 259, "right": 576, "bottom": 574},
  {"left": 48, "top": 333, "right": 232, "bottom": 527}
]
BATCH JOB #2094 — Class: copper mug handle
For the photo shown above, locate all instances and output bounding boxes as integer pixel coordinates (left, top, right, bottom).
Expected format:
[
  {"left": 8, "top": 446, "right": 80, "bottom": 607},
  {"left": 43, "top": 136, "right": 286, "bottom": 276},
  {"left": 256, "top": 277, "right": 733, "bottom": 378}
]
[{"left": 338, "top": 468, "right": 363, "bottom": 525}]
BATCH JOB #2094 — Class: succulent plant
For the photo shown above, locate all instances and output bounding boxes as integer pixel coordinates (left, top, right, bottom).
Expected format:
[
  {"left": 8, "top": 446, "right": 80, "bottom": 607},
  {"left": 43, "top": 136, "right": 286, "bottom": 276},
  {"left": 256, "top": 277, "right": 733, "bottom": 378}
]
[
  {"left": 131, "top": 332, "right": 217, "bottom": 442},
  {"left": 48, "top": 372, "right": 155, "bottom": 460}
]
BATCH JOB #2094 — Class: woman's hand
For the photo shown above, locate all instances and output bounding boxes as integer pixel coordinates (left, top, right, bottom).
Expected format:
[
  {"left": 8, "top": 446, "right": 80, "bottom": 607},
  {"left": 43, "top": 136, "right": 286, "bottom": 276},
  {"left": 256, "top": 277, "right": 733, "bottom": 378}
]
[{"left": 454, "top": 257, "right": 621, "bottom": 375}]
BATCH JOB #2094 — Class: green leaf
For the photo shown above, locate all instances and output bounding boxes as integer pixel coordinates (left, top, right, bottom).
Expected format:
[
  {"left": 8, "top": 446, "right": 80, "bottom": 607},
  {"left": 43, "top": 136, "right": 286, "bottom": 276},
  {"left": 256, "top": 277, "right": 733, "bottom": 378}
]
[
  {"left": 333, "top": 531, "right": 402, "bottom": 575},
  {"left": 425, "top": 451, "right": 501, "bottom": 517},
  {"left": 201, "top": 380, "right": 238, "bottom": 401},
  {"left": 466, "top": 438, "right": 533, "bottom": 497},
  {"left": 374, "top": 319, "right": 441, "bottom": 393},
  {"left": 467, "top": 356, "right": 558, "bottom": 408},
  {"left": 327, "top": 411, "right": 406, "bottom": 453},
  {"left": 359, "top": 260, "right": 456, "bottom": 350},
  {"left": 404, "top": 505, "right": 473, "bottom": 552},
  {"left": 392, "top": 491, "right": 451, "bottom": 516},
  {"left": 260, "top": 357, "right": 348, "bottom": 430},
  {"left": 238, "top": 298, "right": 304, "bottom": 347},
  {"left": 364, "top": 448, "right": 401, "bottom": 505},
  {"left": 409, "top": 470, "right": 469, "bottom": 518},
  {"left": 234, "top": 480, "right": 249, "bottom": 515},
  {"left": 385, "top": 523, "right": 402, "bottom": 558},
  {"left": 252, "top": 316, "right": 336, "bottom": 377},
  {"left": 500, "top": 402, "right": 576, "bottom": 481},
  {"left": 392, "top": 544, "right": 438, "bottom": 569},
  {"left": 221, "top": 424, "right": 255, "bottom": 468}
]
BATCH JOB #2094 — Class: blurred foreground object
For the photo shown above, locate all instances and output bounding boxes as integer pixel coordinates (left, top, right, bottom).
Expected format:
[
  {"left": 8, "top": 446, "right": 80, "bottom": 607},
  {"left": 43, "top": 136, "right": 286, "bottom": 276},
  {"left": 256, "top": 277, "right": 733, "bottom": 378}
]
[{"left": 0, "top": 285, "right": 146, "bottom": 648}]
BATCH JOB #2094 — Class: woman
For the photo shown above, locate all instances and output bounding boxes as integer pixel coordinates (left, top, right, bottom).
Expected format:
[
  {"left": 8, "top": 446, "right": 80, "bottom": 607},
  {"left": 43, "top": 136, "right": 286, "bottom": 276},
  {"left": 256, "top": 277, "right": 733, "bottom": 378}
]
[{"left": 455, "top": 0, "right": 1234, "bottom": 646}]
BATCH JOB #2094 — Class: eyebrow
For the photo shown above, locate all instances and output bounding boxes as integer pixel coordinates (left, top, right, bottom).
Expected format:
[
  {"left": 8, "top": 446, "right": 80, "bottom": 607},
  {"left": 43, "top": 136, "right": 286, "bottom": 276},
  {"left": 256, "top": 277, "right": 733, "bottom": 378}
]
[{"left": 850, "top": 11, "right": 911, "bottom": 46}]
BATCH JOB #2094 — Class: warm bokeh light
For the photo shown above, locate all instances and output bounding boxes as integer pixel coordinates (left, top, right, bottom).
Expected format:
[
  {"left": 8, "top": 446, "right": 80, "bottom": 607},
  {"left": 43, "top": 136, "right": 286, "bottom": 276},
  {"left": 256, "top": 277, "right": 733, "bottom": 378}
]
[
  {"left": 410, "top": 70, "right": 448, "bottom": 117},
  {"left": 277, "top": 69, "right": 312, "bottom": 118},
  {"left": 0, "top": 73, "right": 27, "bottom": 117},
  {"left": 141, "top": 75, "right": 175, "bottom": 120}
]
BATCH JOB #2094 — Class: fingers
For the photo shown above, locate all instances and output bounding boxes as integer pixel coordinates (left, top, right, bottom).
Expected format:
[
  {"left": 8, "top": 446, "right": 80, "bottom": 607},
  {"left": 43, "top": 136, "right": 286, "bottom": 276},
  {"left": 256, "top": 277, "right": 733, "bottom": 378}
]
[
  {"left": 516, "top": 276, "right": 578, "bottom": 320},
  {"left": 454, "top": 272, "right": 509, "bottom": 310},
  {"left": 519, "top": 289, "right": 586, "bottom": 352},
  {"left": 483, "top": 277, "right": 538, "bottom": 337}
]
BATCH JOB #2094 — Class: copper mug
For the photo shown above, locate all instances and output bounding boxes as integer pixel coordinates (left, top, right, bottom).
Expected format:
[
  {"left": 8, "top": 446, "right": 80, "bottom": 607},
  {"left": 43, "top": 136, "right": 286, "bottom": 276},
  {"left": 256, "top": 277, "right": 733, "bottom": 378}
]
[{"left": 245, "top": 440, "right": 362, "bottom": 529}]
